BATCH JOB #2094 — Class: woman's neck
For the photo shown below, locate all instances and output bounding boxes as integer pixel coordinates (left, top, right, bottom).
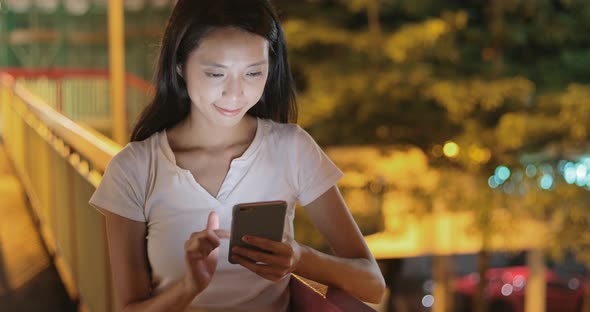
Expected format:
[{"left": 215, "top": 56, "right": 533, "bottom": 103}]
[{"left": 168, "top": 113, "right": 257, "bottom": 152}]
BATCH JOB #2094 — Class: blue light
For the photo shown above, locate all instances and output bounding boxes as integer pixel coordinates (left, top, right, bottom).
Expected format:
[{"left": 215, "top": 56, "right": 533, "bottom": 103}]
[
  {"left": 575, "top": 164, "right": 588, "bottom": 187},
  {"left": 540, "top": 175, "right": 553, "bottom": 190},
  {"left": 564, "top": 166, "right": 577, "bottom": 184},
  {"left": 496, "top": 166, "right": 511, "bottom": 181},
  {"left": 558, "top": 160, "right": 568, "bottom": 173},
  {"left": 525, "top": 164, "right": 537, "bottom": 177},
  {"left": 576, "top": 164, "right": 587, "bottom": 179},
  {"left": 488, "top": 176, "right": 499, "bottom": 189}
]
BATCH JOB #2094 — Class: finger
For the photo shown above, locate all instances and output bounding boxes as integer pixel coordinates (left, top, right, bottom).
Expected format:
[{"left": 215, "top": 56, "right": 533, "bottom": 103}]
[
  {"left": 232, "top": 246, "right": 289, "bottom": 268},
  {"left": 242, "top": 236, "right": 291, "bottom": 255},
  {"left": 187, "top": 240, "right": 221, "bottom": 261},
  {"left": 231, "top": 255, "right": 288, "bottom": 281},
  {"left": 207, "top": 211, "right": 219, "bottom": 231},
  {"left": 187, "top": 229, "right": 222, "bottom": 251},
  {"left": 201, "top": 230, "right": 221, "bottom": 247},
  {"left": 190, "top": 228, "right": 222, "bottom": 244},
  {"left": 185, "top": 235, "right": 210, "bottom": 253},
  {"left": 214, "top": 229, "right": 231, "bottom": 239},
  {"left": 187, "top": 242, "right": 214, "bottom": 259},
  {"left": 187, "top": 246, "right": 220, "bottom": 262},
  {"left": 205, "top": 229, "right": 221, "bottom": 246}
]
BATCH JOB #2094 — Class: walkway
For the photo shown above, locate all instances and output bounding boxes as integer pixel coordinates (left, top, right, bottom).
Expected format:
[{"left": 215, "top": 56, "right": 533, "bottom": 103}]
[{"left": 0, "top": 143, "right": 76, "bottom": 311}]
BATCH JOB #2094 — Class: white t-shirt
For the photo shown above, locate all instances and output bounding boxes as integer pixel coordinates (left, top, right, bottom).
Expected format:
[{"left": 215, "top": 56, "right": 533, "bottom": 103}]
[{"left": 89, "top": 117, "right": 343, "bottom": 311}]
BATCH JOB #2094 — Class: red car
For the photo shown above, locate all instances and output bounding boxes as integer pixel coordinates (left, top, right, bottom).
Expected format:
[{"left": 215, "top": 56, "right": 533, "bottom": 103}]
[{"left": 455, "top": 266, "right": 587, "bottom": 312}]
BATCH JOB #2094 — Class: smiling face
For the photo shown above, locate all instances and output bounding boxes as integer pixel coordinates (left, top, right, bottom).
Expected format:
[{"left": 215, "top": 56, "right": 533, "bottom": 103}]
[{"left": 180, "top": 27, "right": 270, "bottom": 129}]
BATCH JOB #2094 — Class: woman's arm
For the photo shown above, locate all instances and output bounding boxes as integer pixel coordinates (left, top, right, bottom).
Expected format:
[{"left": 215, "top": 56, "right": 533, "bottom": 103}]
[
  {"left": 101, "top": 208, "right": 196, "bottom": 312},
  {"left": 101, "top": 208, "right": 226, "bottom": 312},
  {"left": 294, "top": 186, "right": 386, "bottom": 303}
]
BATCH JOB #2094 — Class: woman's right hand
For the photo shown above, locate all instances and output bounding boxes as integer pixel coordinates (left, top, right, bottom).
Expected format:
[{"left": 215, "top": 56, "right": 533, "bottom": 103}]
[{"left": 183, "top": 211, "right": 230, "bottom": 297}]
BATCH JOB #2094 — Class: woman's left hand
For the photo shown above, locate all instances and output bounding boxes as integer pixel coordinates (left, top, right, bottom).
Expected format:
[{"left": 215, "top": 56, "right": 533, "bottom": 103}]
[{"left": 231, "top": 236, "right": 301, "bottom": 281}]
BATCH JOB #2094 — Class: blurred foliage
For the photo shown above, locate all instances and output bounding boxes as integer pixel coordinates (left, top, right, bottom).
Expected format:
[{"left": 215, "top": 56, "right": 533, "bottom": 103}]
[
  {"left": 282, "top": 0, "right": 590, "bottom": 154},
  {"left": 282, "top": 0, "right": 590, "bottom": 266}
]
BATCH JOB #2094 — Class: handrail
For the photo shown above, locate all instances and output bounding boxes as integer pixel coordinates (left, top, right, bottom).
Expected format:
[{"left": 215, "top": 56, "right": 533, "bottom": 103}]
[
  {"left": 0, "top": 73, "right": 120, "bottom": 172},
  {"left": 2, "top": 67, "right": 154, "bottom": 143},
  {"left": 6, "top": 28, "right": 163, "bottom": 45},
  {"left": 1, "top": 72, "right": 119, "bottom": 311},
  {"left": 1, "top": 67, "right": 154, "bottom": 95}
]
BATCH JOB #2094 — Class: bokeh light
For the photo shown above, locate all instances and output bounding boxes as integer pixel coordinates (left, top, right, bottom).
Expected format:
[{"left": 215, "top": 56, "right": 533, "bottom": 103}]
[
  {"left": 568, "top": 278, "right": 580, "bottom": 290},
  {"left": 431, "top": 144, "right": 443, "bottom": 157},
  {"left": 539, "top": 175, "right": 553, "bottom": 190},
  {"left": 564, "top": 164, "right": 577, "bottom": 184},
  {"left": 495, "top": 166, "right": 511, "bottom": 181},
  {"left": 525, "top": 164, "right": 537, "bottom": 177},
  {"left": 421, "top": 295, "right": 434, "bottom": 308},
  {"left": 513, "top": 275, "right": 526, "bottom": 289},
  {"left": 501, "top": 284, "right": 514, "bottom": 296},
  {"left": 488, "top": 176, "right": 499, "bottom": 188},
  {"left": 443, "top": 141, "right": 459, "bottom": 158}
]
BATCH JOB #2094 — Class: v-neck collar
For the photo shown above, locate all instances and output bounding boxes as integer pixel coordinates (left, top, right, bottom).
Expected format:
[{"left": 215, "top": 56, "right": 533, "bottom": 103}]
[{"left": 158, "top": 117, "right": 265, "bottom": 203}]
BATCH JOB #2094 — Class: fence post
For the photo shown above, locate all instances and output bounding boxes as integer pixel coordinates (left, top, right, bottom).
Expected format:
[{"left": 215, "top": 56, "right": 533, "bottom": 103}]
[
  {"left": 108, "top": 0, "right": 127, "bottom": 145},
  {"left": 525, "top": 249, "right": 546, "bottom": 312}
]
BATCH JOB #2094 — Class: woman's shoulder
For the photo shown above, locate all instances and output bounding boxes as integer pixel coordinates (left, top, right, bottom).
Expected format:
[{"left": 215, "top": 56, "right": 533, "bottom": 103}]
[
  {"left": 108, "top": 132, "right": 160, "bottom": 168},
  {"left": 262, "top": 118, "right": 304, "bottom": 141}
]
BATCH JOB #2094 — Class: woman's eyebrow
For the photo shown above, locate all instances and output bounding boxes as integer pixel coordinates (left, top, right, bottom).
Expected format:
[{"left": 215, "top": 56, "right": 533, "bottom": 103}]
[
  {"left": 247, "top": 61, "right": 268, "bottom": 67},
  {"left": 200, "top": 61, "right": 268, "bottom": 68}
]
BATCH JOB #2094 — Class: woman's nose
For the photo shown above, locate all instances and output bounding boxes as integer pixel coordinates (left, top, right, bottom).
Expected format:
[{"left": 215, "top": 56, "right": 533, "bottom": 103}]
[{"left": 222, "top": 76, "right": 244, "bottom": 99}]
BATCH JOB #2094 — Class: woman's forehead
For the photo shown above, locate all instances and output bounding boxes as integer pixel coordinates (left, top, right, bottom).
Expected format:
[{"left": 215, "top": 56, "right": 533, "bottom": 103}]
[{"left": 188, "top": 28, "right": 269, "bottom": 66}]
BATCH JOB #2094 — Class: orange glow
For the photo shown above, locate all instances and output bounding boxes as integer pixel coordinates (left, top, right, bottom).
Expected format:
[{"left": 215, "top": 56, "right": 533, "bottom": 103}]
[{"left": 468, "top": 145, "right": 491, "bottom": 164}]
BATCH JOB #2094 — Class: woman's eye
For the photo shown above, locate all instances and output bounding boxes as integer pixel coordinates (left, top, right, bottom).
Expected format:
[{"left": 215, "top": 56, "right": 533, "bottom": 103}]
[
  {"left": 247, "top": 72, "right": 263, "bottom": 77},
  {"left": 205, "top": 73, "right": 224, "bottom": 78}
]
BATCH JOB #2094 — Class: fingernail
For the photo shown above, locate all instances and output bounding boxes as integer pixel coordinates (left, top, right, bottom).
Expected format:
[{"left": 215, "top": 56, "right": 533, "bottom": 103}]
[{"left": 242, "top": 236, "right": 249, "bottom": 242}]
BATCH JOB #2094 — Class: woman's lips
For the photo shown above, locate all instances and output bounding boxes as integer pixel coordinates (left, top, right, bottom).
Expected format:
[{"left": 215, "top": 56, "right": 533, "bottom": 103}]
[{"left": 214, "top": 104, "right": 241, "bottom": 116}]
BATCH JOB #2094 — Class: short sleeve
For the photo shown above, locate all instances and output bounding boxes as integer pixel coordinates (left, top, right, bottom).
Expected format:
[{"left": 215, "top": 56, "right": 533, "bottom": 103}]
[
  {"left": 89, "top": 145, "right": 147, "bottom": 222},
  {"left": 291, "top": 125, "right": 344, "bottom": 206}
]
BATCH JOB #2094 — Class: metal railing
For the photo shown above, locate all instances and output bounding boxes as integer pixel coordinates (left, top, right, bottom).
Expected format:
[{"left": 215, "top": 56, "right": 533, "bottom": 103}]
[
  {"left": 1, "top": 68, "right": 152, "bottom": 140},
  {"left": 1, "top": 72, "right": 120, "bottom": 312}
]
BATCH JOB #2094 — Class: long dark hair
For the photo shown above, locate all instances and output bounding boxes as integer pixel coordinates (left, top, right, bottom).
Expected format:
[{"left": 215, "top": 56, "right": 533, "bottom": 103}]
[{"left": 131, "top": 0, "right": 297, "bottom": 142}]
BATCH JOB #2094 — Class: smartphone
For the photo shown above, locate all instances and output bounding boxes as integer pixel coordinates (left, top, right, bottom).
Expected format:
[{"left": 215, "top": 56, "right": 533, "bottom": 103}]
[{"left": 228, "top": 200, "right": 287, "bottom": 264}]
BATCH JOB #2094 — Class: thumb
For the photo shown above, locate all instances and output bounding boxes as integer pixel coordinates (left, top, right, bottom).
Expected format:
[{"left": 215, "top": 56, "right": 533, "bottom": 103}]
[{"left": 207, "top": 211, "right": 219, "bottom": 231}]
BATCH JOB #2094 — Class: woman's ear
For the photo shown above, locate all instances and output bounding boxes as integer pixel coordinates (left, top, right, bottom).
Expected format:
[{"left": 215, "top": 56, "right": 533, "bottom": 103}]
[{"left": 176, "top": 64, "right": 183, "bottom": 78}]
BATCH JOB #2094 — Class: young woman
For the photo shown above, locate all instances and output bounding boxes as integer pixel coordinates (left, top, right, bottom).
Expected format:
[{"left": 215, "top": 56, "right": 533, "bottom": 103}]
[{"left": 89, "top": 1, "right": 385, "bottom": 311}]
